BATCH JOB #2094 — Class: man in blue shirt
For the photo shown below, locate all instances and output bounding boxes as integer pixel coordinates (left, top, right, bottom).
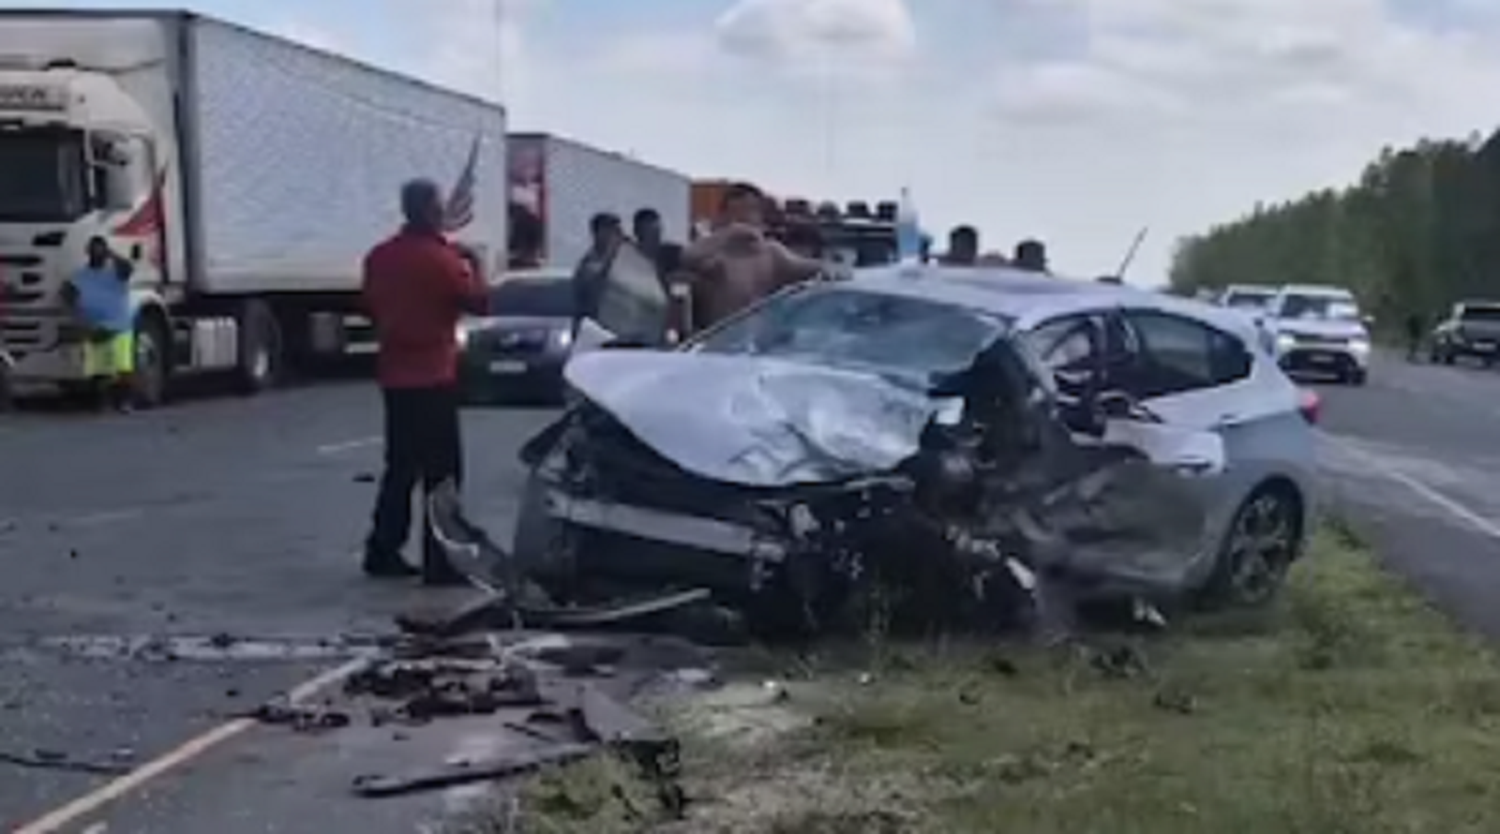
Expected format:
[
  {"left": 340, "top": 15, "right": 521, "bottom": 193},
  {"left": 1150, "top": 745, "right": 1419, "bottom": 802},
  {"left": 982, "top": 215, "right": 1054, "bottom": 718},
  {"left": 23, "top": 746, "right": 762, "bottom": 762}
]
[{"left": 62, "top": 236, "right": 134, "bottom": 412}]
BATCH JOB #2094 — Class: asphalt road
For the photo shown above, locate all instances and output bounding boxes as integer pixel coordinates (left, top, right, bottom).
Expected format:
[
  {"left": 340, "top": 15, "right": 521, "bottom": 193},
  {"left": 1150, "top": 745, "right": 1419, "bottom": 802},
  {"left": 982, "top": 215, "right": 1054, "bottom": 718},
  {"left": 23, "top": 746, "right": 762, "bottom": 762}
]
[
  {"left": 2, "top": 351, "right": 1499, "bottom": 831},
  {"left": 1314, "top": 352, "right": 1500, "bottom": 637},
  {"left": 0, "top": 383, "right": 558, "bottom": 832}
]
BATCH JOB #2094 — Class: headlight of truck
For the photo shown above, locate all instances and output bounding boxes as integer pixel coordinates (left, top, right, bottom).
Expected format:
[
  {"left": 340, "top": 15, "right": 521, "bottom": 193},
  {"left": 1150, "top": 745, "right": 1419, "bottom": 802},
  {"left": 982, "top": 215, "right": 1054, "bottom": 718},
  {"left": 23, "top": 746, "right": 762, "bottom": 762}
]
[
  {"left": 1349, "top": 338, "right": 1371, "bottom": 355},
  {"left": 1275, "top": 333, "right": 1297, "bottom": 353}
]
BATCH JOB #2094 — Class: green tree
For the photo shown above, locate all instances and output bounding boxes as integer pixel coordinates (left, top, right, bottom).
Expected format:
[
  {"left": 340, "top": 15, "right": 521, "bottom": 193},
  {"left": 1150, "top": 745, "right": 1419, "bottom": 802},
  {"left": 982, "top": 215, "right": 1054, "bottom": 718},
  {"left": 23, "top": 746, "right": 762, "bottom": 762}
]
[{"left": 1169, "top": 132, "right": 1500, "bottom": 331}]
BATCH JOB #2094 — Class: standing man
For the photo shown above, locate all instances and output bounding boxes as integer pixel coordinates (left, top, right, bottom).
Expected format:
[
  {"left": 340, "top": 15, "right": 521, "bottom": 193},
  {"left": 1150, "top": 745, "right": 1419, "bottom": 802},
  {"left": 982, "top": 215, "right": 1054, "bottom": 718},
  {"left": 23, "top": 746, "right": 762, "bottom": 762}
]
[
  {"left": 1013, "top": 239, "right": 1049, "bottom": 273},
  {"left": 61, "top": 236, "right": 135, "bottom": 412},
  {"left": 361, "top": 179, "right": 487, "bottom": 584},
  {"left": 681, "top": 182, "right": 823, "bottom": 328},
  {"left": 1404, "top": 311, "right": 1425, "bottom": 361},
  {"left": 632, "top": 208, "right": 683, "bottom": 287},
  {"left": 573, "top": 212, "right": 624, "bottom": 324},
  {"left": 943, "top": 226, "right": 980, "bottom": 266}
]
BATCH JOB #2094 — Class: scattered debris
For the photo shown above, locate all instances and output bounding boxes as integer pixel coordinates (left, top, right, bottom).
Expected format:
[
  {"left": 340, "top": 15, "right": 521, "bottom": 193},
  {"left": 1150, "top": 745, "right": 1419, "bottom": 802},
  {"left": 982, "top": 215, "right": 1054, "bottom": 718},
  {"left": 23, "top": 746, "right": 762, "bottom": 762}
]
[
  {"left": 353, "top": 657, "right": 545, "bottom": 724},
  {"left": 353, "top": 742, "right": 597, "bottom": 798},
  {"left": 0, "top": 747, "right": 131, "bottom": 776},
  {"left": 249, "top": 701, "right": 352, "bottom": 734}
]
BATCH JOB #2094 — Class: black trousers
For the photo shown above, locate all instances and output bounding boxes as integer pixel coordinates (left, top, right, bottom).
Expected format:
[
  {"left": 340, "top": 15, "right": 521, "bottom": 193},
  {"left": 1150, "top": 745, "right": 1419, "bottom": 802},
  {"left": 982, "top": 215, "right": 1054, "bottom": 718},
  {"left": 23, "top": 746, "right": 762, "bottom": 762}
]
[{"left": 367, "top": 385, "right": 463, "bottom": 571}]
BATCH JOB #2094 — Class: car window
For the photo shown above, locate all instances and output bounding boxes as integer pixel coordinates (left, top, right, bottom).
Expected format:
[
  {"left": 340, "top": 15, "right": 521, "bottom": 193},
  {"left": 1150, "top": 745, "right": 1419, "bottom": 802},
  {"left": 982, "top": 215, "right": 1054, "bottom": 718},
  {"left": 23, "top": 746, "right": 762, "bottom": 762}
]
[
  {"left": 488, "top": 279, "right": 572, "bottom": 317},
  {"left": 1124, "top": 309, "right": 1250, "bottom": 398},
  {"left": 1025, "top": 316, "right": 1096, "bottom": 370},
  {"left": 692, "top": 284, "right": 1006, "bottom": 380},
  {"left": 1278, "top": 293, "right": 1360, "bottom": 322},
  {"left": 1224, "top": 291, "right": 1272, "bottom": 310},
  {"left": 1459, "top": 305, "right": 1500, "bottom": 323}
]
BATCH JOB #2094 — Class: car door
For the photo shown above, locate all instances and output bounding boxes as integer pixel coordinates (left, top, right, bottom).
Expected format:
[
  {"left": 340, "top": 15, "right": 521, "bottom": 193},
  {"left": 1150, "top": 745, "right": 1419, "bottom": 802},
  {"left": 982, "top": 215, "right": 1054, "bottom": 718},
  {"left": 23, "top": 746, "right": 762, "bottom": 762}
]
[
  {"left": 1021, "top": 307, "right": 1229, "bottom": 592},
  {"left": 1115, "top": 303, "right": 1310, "bottom": 558}
]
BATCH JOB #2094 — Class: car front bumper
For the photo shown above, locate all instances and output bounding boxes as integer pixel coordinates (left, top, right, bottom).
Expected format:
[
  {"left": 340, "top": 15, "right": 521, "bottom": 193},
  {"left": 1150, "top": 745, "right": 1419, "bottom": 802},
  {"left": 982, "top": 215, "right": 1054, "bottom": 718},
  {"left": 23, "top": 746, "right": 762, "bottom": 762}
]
[{"left": 1277, "top": 343, "right": 1369, "bottom": 375}]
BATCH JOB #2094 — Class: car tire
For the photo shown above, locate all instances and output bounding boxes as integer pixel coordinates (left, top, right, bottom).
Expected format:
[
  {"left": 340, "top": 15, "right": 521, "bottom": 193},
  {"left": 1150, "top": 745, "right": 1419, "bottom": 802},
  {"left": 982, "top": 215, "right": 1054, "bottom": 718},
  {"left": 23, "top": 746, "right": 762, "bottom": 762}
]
[
  {"left": 1348, "top": 368, "right": 1367, "bottom": 386},
  {"left": 1198, "top": 484, "right": 1303, "bottom": 610}
]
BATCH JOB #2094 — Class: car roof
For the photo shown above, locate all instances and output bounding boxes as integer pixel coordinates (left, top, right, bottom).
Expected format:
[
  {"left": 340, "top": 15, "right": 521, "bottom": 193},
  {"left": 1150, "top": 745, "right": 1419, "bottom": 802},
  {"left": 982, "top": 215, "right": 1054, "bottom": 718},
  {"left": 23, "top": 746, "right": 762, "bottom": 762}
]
[
  {"left": 1277, "top": 284, "right": 1354, "bottom": 298},
  {"left": 1458, "top": 299, "right": 1500, "bottom": 309},
  {"left": 848, "top": 264, "right": 1257, "bottom": 339}
]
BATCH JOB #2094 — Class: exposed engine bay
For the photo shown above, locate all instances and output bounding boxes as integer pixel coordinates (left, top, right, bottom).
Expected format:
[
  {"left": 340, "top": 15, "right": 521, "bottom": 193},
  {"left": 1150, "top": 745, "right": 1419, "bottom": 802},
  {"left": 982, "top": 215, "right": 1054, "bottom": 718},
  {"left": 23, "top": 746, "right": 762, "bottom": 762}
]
[{"left": 429, "top": 334, "right": 1225, "bottom": 641}]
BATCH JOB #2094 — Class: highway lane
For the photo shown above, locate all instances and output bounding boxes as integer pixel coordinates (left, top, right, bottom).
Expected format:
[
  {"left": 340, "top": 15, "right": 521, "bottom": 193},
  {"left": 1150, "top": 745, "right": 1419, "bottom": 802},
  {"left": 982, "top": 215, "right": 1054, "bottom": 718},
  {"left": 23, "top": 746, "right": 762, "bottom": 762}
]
[
  {"left": 0, "top": 383, "right": 557, "bottom": 830},
  {"left": 1314, "top": 353, "right": 1500, "bottom": 636}
]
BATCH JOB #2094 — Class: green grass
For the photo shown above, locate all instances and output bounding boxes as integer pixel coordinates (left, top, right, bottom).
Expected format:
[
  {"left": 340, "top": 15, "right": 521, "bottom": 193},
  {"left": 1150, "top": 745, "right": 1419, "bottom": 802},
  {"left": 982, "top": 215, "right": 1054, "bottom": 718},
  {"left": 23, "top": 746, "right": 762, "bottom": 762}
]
[{"left": 460, "top": 529, "right": 1500, "bottom": 833}]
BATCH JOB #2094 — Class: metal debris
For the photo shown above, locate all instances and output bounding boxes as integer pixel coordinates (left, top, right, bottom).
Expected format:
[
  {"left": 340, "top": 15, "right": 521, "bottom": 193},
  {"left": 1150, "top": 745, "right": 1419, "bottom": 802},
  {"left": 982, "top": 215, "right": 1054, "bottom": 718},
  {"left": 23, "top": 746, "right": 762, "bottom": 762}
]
[
  {"left": 249, "top": 701, "right": 352, "bottom": 733},
  {"left": 352, "top": 742, "right": 598, "bottom": 798},
  {"left": 0, "top": 747, "right": 131, "bottom": 776}
]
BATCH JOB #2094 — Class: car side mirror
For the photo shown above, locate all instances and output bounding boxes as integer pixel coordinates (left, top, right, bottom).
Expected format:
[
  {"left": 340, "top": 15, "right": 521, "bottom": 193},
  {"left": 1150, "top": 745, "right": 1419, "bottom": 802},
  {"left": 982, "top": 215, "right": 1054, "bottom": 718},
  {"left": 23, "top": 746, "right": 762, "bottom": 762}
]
[{"left": 1363, "top": 315, "right": 1376, "bottom": 328}]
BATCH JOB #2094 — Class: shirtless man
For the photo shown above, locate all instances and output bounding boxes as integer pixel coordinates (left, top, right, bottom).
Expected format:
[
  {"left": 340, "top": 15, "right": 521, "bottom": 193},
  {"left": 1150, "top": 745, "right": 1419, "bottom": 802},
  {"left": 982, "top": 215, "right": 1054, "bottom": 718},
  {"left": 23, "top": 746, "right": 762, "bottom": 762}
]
[{"left": 681, "top": 182, "right": 824, "bottom": 329}]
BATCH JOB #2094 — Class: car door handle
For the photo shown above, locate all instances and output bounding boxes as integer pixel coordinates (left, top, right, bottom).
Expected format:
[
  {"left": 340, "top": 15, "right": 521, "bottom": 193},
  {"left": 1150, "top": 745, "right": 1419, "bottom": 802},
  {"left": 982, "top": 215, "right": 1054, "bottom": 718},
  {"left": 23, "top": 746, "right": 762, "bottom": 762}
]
[{"left": 1168, "top": 458, "right": 1217, "bottom": 475}]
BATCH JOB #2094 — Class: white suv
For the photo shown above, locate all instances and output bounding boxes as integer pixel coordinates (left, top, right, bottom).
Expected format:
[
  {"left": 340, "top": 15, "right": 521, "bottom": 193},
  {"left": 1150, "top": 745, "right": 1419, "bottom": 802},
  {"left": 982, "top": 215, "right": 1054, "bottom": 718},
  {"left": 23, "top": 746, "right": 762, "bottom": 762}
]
[{"left": 1266, "top": 285, "right": 1372, "bottom": 385}]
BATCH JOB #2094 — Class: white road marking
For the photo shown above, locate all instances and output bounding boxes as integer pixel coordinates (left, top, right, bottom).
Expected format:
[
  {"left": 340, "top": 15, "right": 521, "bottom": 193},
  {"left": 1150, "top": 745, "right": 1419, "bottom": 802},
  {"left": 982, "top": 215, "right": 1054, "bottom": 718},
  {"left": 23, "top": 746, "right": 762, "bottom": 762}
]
[
  {"left": 64, "top": 509, "right": 147, "bottom": 528},
  {"left": 1323, "top": 433, "right": 1500, "bottom": 541},
  {"left": 315, "top": 436, "right": 380, "bottom": 456},
  {"left": 12, "top": 656, "right": 373, "bottom": 834}
]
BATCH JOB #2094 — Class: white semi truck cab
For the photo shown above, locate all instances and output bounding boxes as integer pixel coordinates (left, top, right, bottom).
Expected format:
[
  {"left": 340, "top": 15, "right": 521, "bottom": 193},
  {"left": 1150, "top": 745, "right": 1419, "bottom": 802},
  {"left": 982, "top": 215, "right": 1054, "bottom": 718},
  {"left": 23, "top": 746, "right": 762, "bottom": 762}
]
[
  {"left": 0, "top": 11, "right": 509, "bottom": 407},
  {"left": 0, "top": 65, "right": 170, "bottom": 395}
]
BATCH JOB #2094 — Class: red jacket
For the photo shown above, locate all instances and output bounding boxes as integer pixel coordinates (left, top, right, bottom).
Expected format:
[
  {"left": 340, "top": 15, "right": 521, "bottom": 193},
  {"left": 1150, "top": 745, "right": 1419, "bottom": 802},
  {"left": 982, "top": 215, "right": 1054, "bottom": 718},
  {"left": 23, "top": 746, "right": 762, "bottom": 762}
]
[{"left": 362, "top": 229, "right": 487, "bottom": 389}]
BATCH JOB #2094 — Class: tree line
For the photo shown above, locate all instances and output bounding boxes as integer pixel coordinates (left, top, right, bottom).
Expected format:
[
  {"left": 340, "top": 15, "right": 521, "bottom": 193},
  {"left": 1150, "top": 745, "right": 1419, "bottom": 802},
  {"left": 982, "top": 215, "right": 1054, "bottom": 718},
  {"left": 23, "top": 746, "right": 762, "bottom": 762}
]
[{"left": 1168, "top": 130, "right": 1500, "bottom": 329}]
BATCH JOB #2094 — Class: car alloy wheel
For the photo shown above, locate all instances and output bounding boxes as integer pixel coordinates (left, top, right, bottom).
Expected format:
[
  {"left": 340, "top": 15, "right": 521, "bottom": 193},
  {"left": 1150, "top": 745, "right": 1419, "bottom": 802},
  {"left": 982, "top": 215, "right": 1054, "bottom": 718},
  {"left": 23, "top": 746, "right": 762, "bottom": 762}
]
[{"left": 1223, "top": 491, "right": 1298, "bottom": 606}]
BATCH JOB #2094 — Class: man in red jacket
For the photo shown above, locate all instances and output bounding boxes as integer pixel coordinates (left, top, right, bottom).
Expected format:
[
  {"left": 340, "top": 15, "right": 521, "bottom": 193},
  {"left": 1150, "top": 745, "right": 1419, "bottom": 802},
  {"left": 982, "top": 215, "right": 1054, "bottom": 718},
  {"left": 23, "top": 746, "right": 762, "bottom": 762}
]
[{"left": 361, "top": 179, "right": 488, "bottom": 584}]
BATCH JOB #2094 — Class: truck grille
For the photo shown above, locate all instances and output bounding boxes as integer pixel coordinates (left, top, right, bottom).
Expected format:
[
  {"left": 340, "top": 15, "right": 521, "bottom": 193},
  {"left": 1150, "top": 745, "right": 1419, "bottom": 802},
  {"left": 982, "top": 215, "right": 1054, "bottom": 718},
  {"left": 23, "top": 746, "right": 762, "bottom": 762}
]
[{"left": 0, "top": 251, "right": 51, "bottom": 309}]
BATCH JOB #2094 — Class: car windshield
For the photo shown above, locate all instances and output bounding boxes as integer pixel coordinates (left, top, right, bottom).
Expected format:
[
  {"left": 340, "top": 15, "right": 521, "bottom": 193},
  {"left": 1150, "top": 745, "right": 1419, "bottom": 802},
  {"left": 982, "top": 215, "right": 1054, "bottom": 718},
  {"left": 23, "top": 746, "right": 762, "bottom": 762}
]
[
  {"left": 1279, "top": 293, "right": 1360, "bottom": 322},
  {"left": 1459, "top": 305, "right": 1500, "bottom": 323},
  {"left": 1225, "top": 290, "right": 1273, "bottom": 309},
  {"left": 488, "top": 278, "right": 572, "bottom": 317},
  {"left": 691, "top": 284, "right": 1007, "bottom": 382}
]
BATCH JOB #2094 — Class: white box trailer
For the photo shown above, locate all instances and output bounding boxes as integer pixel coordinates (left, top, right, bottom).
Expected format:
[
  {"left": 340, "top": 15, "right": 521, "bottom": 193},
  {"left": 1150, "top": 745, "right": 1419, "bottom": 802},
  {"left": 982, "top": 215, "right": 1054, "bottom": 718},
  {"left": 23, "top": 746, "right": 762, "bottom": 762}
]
[
  {"left": 0, "top": 10, "right": 508, "bottom": 405},
  {"left": 508, "top": 133, "right": 690, "bottom": 269}
]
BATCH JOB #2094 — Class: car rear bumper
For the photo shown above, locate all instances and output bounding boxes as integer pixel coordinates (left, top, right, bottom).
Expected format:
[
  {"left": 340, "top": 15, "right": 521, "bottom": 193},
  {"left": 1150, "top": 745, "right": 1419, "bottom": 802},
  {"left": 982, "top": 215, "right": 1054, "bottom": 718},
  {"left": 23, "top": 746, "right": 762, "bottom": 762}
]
[{"left": 459, "top": 352, "right": 565, "bottom": 399}]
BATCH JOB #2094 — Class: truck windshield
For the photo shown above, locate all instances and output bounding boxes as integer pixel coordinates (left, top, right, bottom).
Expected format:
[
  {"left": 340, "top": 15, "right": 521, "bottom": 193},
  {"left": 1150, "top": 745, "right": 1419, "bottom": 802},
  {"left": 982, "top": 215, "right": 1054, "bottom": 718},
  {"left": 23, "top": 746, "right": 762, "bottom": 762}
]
[{"left": 0, "top": 128, "right": 88, "bottom": 223}]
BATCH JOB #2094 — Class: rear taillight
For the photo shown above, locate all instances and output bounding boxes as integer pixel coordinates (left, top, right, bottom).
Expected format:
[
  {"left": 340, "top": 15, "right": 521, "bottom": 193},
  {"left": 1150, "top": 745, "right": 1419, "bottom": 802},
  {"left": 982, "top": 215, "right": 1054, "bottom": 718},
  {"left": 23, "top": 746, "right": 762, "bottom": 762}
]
[{"left": 1298, "top": 388, "right": 1321, "bottom": 425}]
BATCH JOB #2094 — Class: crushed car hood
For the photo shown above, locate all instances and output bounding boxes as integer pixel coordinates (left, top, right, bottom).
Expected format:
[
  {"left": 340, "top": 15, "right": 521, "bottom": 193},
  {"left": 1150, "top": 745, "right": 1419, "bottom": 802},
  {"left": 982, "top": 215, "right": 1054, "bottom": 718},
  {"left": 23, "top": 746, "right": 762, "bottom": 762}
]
[{"left": 563, "top": 350, "right": 944, "bottom": 487}]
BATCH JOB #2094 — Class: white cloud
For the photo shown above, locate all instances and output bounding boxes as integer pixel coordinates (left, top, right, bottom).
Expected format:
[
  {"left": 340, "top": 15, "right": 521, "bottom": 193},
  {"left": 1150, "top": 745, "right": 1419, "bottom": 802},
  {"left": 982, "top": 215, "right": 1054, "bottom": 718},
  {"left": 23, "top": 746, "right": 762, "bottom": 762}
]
[
  {"left": 309, "top": 0, "right": 1500, "bottom": 283},
  {"left": 714, "top": 0, "right": 916, "bottom": 71}
]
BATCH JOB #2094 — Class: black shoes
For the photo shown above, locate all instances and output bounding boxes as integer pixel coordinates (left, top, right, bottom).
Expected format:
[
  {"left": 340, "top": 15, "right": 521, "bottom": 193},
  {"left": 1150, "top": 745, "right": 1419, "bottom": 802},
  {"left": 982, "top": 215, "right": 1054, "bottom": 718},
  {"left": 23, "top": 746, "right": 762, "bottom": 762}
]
[
  {"left": 363, "top": 547, "right": 468, "bottom": 587},
  {"left": 362, "top": 549, "right": 420, "bottom": 580}
]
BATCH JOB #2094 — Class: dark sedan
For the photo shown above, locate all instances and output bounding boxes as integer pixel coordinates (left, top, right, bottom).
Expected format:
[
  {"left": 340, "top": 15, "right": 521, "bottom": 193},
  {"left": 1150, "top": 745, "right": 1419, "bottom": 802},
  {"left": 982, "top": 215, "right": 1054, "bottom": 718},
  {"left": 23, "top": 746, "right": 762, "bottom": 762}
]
[{"left": 458, "top": 270, "right": 575, "bottom": 404}]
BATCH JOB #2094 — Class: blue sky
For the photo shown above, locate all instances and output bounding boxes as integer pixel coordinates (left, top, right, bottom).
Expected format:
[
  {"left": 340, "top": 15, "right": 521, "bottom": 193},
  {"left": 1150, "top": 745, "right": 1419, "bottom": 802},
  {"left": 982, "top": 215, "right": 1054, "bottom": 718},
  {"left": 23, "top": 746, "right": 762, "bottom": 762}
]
[{"left": 20, "top": 0, "right": 1500, "bottom": 283}]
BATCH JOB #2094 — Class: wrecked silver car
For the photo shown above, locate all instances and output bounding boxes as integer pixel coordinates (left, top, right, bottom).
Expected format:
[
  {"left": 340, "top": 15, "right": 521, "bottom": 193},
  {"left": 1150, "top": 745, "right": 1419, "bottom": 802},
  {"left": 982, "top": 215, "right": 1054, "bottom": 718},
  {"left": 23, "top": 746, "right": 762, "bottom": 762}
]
[{"left": 480, "top": 267, "right": 1316, "bottom": 636}]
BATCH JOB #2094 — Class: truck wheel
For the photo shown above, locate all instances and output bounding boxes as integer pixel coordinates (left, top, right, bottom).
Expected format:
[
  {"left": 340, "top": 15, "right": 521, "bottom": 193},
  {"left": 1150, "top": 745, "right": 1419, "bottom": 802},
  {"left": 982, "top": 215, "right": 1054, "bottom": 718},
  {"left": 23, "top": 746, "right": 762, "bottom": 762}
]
[
  {"left": 132, "top": 313, "right": 169, "bottom": 409},
  {"left": 235, "top": 301, "right": 282, "bottom": 394}
]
